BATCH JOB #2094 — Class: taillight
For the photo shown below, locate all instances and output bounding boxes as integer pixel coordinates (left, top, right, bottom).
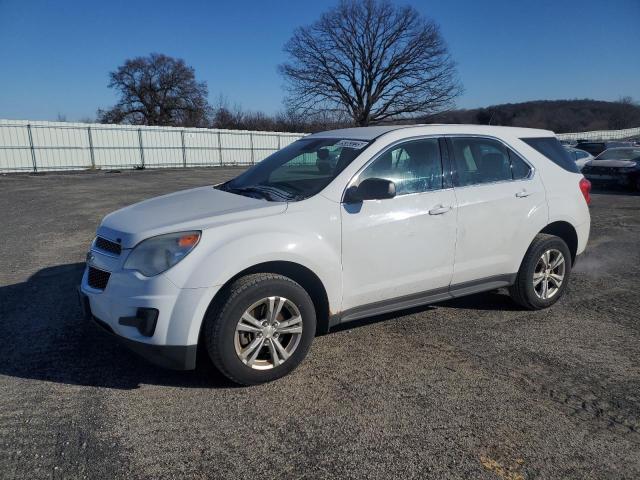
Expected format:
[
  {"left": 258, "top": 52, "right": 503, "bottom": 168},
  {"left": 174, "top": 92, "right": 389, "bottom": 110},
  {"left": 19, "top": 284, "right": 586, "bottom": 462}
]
[{"left": 579, "top": 177, "right": 591, "bottom": 205}]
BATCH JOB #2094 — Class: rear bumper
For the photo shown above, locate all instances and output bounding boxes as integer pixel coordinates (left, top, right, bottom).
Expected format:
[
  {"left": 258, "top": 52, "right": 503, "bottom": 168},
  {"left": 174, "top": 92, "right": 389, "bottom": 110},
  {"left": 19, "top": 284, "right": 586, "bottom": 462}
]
[
  {"left": 575, "top": 219, "right": 590, "bottom": 257},
  {"left": 79, "top": 287, "right": 198, "bottom": 370}
]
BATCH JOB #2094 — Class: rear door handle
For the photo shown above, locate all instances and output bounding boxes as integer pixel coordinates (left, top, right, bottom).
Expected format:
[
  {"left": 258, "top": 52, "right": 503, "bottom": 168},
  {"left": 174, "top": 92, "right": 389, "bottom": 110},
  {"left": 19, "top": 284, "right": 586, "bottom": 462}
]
[
  {"left": 515, "top": 190, "right": 531, "bottom": 198},
  {"left": 429, "top": 205, "right": 452, "bottom": 215}
]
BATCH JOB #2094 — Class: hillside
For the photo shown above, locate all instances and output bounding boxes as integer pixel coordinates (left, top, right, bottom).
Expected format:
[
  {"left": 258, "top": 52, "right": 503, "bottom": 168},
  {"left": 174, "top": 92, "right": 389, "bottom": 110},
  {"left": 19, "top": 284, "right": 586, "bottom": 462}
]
[{"left": 425, "top": 99, "right": 640, "bottom": 133}]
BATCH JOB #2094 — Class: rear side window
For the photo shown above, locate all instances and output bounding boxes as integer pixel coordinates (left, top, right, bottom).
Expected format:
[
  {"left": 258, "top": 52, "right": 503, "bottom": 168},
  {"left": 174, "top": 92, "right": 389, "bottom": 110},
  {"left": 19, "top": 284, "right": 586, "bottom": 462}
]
[
  {"left": 450, "top": 137, "right": 511, "bottom": 186},
  {"left": 521, "top": 137, "right": 580, "bottom": 173}
]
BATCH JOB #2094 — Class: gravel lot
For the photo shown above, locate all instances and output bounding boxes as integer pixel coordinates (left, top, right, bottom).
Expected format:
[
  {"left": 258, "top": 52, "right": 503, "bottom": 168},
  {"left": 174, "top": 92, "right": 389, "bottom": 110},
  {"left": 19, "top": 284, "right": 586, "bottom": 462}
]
[{"left": 1, "top": 168, "right": 639, "bottom": 479}]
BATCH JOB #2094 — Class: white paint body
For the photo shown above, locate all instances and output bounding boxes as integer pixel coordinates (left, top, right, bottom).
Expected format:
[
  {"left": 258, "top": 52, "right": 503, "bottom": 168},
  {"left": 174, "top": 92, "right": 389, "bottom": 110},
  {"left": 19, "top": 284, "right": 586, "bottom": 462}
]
[{"left": 81, "top": 125, "right": 591, "bottom": 355}]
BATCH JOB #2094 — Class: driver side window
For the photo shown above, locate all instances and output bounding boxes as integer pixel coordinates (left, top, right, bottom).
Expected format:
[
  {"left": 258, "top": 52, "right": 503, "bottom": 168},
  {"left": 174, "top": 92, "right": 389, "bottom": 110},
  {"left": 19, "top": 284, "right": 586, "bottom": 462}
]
[{"left": 359, "top": 138, "right": 443, "bottom": 195}]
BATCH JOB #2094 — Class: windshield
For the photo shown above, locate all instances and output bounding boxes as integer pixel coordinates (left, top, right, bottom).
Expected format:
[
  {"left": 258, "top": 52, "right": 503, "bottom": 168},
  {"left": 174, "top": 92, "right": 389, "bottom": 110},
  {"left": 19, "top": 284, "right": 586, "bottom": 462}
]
[
  {"left": 596, "top": 148, "right": 640, "bottom": 160},
  {"left": 217, "top": 137, "right": 370, "bottom": 201}
]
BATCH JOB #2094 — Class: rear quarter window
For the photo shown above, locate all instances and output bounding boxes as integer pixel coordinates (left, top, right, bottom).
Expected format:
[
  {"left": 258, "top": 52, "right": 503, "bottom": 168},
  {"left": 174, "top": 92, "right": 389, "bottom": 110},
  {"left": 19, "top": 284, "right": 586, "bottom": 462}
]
[{"left": 521, "top": 137, "right": 581, "bottom": 173}]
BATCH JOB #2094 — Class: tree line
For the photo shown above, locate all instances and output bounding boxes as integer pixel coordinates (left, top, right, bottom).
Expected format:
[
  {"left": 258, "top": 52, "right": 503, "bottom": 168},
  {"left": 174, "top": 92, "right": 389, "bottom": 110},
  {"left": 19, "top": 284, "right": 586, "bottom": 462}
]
[{"left": 426, "top": 98, "right": 640, "bottom": 134}]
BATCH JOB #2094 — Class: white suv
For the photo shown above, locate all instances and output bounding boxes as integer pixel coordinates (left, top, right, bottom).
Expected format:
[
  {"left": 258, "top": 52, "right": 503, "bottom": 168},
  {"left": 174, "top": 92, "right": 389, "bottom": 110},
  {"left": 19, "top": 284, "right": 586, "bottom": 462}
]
[{"left": 79, "top": 125, "right": 591, "bottom": 385}]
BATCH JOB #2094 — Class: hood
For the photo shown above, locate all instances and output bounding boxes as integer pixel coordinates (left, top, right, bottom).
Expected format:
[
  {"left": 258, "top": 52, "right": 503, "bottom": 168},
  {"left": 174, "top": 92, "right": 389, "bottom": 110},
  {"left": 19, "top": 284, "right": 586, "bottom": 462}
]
[
  {"left": 98, "top": 186, "right": 287, "bottom": 248},
  {"left": 587, "top": 159, "right": 637, "bottom": 168}
]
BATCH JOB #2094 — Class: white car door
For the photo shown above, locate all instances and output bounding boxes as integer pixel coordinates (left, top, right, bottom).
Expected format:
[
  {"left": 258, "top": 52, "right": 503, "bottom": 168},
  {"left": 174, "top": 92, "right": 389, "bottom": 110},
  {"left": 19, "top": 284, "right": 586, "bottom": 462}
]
[
  {"left": 446, "top": 136, "right": 547, "bottom": 286},
  {"left": 340, "top": 137, "right": 458, "bottom": 312}
]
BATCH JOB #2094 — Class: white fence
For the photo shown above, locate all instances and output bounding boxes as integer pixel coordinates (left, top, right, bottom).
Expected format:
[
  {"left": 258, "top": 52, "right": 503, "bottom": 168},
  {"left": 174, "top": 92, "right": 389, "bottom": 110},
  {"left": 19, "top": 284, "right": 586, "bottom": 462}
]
[
  {"left": 0, "top": 119, "right": 306, "bottom": 173},
  {"left": 556, "top": 126, "right": 640, "bottom": 142},
  {"left": 1, "top": 119, "right": 638, "bottom": 173}
]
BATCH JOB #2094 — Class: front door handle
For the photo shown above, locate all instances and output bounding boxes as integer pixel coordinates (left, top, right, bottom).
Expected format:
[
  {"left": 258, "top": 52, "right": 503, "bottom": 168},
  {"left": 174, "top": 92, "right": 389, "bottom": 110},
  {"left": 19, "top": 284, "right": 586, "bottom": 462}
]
[
  {"left": 429, "top": 205, "right": 452, "bottom": 215},
  {"left": 515, "top": 190, "right": 531, "bottom": 198}
]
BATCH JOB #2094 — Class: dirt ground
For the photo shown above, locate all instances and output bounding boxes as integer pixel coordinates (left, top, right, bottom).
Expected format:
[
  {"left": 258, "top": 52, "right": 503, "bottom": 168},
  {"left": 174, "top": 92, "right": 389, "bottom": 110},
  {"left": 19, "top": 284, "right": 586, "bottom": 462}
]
[{"left": 1, "top": 168, "right": 638, "bottom": 479}]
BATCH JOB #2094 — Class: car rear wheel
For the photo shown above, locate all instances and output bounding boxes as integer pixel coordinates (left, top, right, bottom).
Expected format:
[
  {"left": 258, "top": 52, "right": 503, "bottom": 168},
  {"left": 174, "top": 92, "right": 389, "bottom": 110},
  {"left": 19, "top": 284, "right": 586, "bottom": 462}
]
[
  {"left": 509, "top": 234, "right": 572, "bottom": 310},
  {"left": 204, "top": 273, "right": 316, "bottom": 385}
]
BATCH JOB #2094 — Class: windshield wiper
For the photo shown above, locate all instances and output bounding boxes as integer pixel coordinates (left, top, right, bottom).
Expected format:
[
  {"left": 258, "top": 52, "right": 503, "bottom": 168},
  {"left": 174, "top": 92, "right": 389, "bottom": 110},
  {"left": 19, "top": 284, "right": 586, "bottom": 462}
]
[
  {"left": 257, "top": 183, "right": 309, "bottom": 201},
  {"left": 227, "top": 186, "right": 272, "bottom": 200},
  {"left": 217, "top": 184, "right": 285, "bottom": 201},
  {"left": 217, "top": 182, "right": 306, "bottom": 201},
  {"left": 253, "top": 185, "right": 304, "bottom": 201}
]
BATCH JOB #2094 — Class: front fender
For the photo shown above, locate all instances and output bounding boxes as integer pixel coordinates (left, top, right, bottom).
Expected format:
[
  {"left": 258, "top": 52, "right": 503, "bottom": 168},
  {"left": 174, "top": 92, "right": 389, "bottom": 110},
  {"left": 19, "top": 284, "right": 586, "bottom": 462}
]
[
  {"left": 160, "top": 195, "right": 343, "bottom": 344},
  {"left": 166, "top": 230, "right": 342, "bottom": 346},
  {"left": 190, "top": 230, "right": 339, "bottom": 288},
  {"left": 164, "top": 198, "right": 343, "bottom": 304}
]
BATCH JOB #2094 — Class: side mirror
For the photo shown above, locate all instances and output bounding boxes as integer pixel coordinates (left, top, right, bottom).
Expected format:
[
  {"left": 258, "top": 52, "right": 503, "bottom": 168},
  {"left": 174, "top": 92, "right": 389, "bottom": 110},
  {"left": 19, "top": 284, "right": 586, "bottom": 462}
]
[{"left": 344, "top": 177, "right": 396, "bottom": 203}]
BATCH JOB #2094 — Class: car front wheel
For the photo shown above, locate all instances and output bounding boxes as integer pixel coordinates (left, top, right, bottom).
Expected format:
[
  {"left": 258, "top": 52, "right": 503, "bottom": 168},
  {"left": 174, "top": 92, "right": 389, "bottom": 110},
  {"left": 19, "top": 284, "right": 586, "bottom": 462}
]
[{"left": 204, "top": 273, "right": 316, "bottom": 385}]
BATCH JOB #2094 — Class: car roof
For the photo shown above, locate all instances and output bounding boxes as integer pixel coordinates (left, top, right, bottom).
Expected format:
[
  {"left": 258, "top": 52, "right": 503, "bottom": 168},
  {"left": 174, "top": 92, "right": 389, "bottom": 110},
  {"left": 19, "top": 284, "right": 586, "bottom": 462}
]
[{"left": 307, "top": 124, "right": 554, "bottom": 141}]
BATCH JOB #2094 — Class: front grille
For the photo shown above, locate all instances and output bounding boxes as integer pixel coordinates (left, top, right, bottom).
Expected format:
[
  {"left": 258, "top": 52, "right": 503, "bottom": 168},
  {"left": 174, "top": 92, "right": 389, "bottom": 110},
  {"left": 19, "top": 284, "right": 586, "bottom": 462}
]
[
  {"left": 95, "top": 236, "right": 122, "bottom": 255},
  {"left": 88, "top": 266, "right": 111, "bottom": 290}
]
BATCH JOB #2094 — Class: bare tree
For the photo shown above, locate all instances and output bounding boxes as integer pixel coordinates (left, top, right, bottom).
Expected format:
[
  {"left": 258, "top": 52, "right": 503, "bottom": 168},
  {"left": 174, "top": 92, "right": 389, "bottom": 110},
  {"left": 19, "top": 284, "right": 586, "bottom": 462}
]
[
  {"left": 279, "top": 0, "right": 462, "bottom": 126},
  {"left": 98, "top": 53, "right": 211, "bottom": 127}
]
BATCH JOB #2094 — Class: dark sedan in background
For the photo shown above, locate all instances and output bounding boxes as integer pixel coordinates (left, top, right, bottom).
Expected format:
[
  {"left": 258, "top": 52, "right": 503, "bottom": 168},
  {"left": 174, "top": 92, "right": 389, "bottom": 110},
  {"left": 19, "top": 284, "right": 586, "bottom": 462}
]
[
  {"left": 575, "top": 140, "right": 632, "bottom": 157},
  {"left": 582, "top": 147, "right": 640, "bottom": 191}
]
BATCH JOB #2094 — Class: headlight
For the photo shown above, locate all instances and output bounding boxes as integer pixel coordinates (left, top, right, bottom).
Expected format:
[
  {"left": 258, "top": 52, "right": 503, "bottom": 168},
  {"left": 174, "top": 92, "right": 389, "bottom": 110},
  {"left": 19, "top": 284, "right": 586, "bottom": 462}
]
[{"left": 124, "top": 231, "right": 201, "bottom": 276}]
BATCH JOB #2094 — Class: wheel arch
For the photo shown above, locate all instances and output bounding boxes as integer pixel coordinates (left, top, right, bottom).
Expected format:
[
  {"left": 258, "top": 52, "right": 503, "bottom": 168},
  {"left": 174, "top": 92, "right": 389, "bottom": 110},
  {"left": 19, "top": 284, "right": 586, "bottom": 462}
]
[
  {"left": 539, "top": 221, "right": 578, "bottom": 265},
  {"left": 199, "top": 261, "right": 331, "bottom": 346}
]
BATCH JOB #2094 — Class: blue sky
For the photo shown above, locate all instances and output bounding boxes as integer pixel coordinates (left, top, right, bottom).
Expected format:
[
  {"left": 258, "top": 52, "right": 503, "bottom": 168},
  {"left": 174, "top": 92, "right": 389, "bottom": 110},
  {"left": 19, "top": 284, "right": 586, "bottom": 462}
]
[{"left": 1, "top": 0, "right": 638, "bottom": 121}]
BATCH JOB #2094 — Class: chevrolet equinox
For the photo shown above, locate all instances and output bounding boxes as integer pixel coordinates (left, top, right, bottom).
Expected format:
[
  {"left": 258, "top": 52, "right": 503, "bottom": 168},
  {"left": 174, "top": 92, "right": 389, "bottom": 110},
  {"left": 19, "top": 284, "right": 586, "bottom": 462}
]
[{"left": 79, "top": 125, "right": 591, "bottom": 385}]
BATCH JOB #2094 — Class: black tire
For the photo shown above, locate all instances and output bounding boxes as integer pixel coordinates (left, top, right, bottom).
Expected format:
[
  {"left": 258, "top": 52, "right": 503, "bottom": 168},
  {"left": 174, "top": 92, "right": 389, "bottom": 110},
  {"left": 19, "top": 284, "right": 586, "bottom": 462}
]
[
  {"left": 204, "top": 273, "right": 316, "bottom": 385},
  {"left": 509, "top": 234, "right": 572, "bottom": 310}
]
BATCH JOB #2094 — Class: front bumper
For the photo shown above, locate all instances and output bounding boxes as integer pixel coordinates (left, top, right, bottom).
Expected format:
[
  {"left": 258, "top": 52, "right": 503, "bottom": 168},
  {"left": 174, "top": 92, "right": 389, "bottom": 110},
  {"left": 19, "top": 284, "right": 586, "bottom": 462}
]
[
  {"left": 79, "top": 288, "right": 198, "bottom": 369},
  {"left": 78, "top": 252, "right": 220, "bottom": 370},
  {"left": 78, "top": 286, "right": 199, "bottom": 370}
]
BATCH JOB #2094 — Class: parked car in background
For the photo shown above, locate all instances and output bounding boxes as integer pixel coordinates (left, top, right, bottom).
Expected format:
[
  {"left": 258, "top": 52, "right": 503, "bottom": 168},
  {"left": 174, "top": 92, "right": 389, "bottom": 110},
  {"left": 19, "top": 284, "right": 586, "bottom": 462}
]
[
  {"left": 564, "top": 146, "right": 594, "bottom": 170},
  {"left": 79, "top": 125, "right": 591, "bottom": 385},
  {"left": 575, "top": 140, "right": 632, "bottom": 157},
  {"left": 582, "top": 147, "right": 640, "bottom": 191}
]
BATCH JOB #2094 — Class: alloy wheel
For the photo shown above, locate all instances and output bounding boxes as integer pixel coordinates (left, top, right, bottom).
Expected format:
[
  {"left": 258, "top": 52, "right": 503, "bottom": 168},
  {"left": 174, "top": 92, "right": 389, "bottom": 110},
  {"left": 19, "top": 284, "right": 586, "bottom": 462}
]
[
  {"left": 533, "top": 248, "right": 566, "bottom": 300},
  {"left": 234, "top": 296, "right": 303, "bottom": 370}
]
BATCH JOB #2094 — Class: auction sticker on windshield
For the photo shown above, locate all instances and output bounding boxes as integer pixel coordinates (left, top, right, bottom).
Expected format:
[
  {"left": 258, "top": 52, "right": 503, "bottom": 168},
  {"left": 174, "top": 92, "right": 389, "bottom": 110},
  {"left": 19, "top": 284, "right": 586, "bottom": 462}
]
[{"left": 335, "top": 139, "right": 369, "bottom": 149}]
